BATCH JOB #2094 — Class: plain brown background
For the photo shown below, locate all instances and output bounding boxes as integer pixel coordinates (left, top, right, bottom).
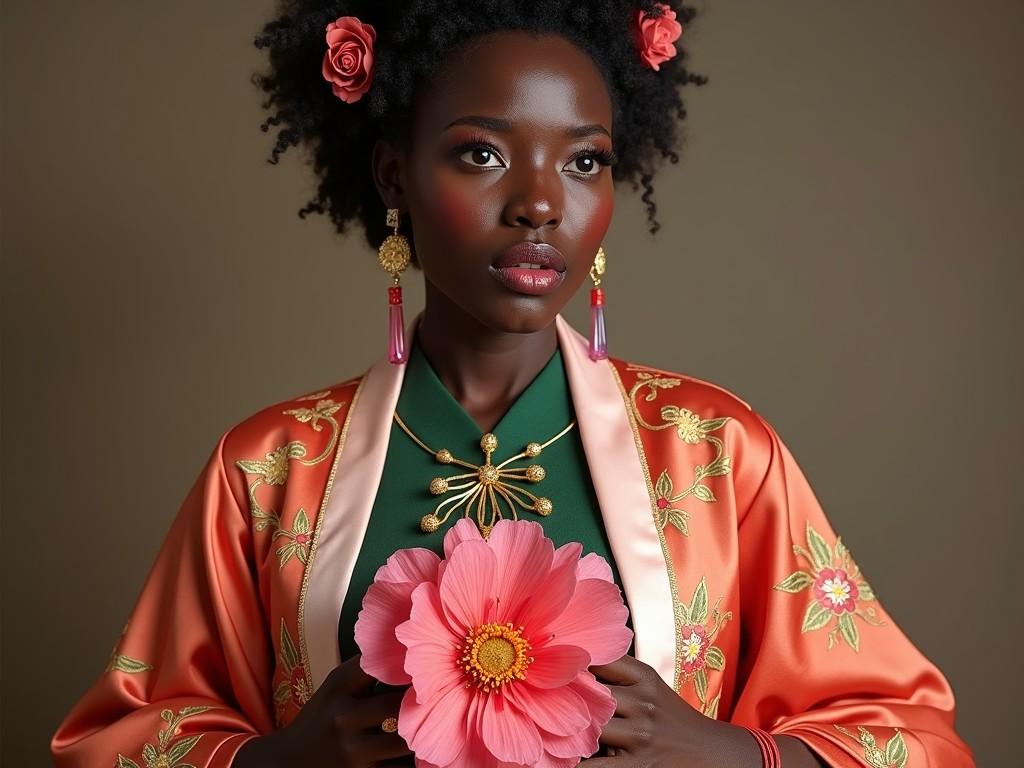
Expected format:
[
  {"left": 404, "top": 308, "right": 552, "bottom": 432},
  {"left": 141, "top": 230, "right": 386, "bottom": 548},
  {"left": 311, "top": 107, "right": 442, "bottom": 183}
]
[{"left": 2, "top": 1, "right": 1021, "bottom": 765}]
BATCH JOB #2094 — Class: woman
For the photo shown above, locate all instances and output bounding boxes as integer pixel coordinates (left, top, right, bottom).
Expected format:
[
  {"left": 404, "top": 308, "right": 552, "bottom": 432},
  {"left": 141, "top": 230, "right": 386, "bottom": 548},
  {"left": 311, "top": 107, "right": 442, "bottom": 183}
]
[{"left": 51, "top": 2, "right": 974, "bottom": 767}]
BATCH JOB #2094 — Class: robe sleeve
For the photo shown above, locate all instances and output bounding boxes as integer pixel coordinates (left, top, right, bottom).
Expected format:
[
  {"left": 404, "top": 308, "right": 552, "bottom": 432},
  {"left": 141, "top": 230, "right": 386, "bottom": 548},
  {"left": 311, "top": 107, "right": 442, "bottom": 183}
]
[
  {"left": 51, "top": 431, "right": 273, "bottom": 767},
  {"left": 728, "top": 413, "right": 975, "bottom": 767}
]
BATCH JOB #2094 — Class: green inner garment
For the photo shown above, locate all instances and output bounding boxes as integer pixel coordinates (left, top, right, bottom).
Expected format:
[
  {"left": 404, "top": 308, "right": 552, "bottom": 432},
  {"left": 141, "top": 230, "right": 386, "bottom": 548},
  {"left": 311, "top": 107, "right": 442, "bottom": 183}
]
[{"left": 338, "top": 336, "right": 629, "bottom": 659}]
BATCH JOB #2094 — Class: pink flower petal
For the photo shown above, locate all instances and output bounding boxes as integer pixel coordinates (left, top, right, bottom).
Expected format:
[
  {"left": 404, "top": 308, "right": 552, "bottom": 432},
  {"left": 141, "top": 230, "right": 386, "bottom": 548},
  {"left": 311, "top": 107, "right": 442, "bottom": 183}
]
[
  {"left": 443, "top": 517, "right": 484, "bottom": 559},
  {"left": 374, "top": 547, "right": 441, "bottom": 585},
  {"left": 399, "top": 683, "right": 472, "bottom": 767},
  {"left": 438, "top": 539, "right": 496, "bottom": 635},
  {"left": 395, "top": 582, "right": 464, "bottom": 702},
  {"left": 577, "top": 552, "right": 614, "bottom": 583},
  {"left": 486, "top": 520, "right": 554, "bottom": 625},
  {"left": 537, "top": 579, "right": 632, "bottom": 665},
  {"left": 543, "top": 671, "right": 616, "bottom": 759},
  {"left": 507, "top": 679, "right": 589, "bottom": 737},
  {"left": 354, "top": 580, "right": 415, "bottom": 685},
  {"left": 517, "top": 542, "right": 580, "bottom": 632},
  {"left": 480, "top": 691, "right": 543, "bottom": 765},
  {"left": 525, "top": 644, "right": 591, "bottom": 689}
]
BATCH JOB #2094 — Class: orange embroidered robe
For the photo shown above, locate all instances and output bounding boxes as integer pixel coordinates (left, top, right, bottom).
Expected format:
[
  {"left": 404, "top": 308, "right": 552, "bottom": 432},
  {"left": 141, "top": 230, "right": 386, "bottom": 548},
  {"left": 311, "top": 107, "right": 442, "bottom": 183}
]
[{"left": 51, "top": 316, "right": 974, "bottom": 767}]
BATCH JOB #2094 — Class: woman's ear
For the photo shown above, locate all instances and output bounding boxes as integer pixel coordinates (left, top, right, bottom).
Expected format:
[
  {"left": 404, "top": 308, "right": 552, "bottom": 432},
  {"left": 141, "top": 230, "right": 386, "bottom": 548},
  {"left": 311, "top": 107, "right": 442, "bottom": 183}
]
[{"left": 371, "top": 138, "right": 408, "bottom": 212}]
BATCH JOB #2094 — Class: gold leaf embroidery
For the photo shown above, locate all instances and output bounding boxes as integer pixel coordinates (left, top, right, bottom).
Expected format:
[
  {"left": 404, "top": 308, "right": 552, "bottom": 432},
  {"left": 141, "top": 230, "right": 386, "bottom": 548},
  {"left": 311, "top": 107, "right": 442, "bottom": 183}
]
[
  {"left": 236, "top": 442, "right": 307, "bottom": 534},
  {"left": 115, "top": 706, "right": 211, "bottom": 768},
  {"left": 273, "top": 508, "right": 312, "bottom": 568},
  {"left": 284, "top": 398, "right": 344, "bottom": 466},
  {"left": 106, "top": 622, "right": 152, "bottom": 675},
  {"left": 834, "top": 725, "right": 909, "bottom": 768},
  {"left": 627, "top": 374, "right": 732, "bottom": 537},
  {"left": 774, "top": 523, "right": 884, "bottom": 652},
  {"left": 274, "top": 619, "right": 310, "bottom": 725}
]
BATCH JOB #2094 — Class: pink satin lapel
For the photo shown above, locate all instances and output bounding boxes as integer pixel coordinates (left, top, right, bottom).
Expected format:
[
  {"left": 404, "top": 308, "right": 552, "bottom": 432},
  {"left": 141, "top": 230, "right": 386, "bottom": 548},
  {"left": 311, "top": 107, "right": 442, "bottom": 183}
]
[
  {"left": 555, "top": 315, "right": 676, "bottom": 687},
  {"left": 304, "top": 320, "right": 415, "bottom": 689}
]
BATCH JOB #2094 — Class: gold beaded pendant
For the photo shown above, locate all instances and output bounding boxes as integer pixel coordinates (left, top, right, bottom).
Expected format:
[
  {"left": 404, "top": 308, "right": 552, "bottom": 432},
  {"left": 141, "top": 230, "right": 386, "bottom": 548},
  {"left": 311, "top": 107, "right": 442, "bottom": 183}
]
[{"left": 392, "top": 414, "right": 575, "bottom": 539}]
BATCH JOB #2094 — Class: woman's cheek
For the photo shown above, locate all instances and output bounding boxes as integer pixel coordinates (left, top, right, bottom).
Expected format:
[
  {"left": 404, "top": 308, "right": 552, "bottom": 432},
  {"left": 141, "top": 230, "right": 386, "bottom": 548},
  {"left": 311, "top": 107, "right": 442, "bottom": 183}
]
[
  {"left": 578, "top": 187, "right": 614, "bottom": 251},
  {"left": 429, "top": 178, "right": 489, "bottom": 243}
]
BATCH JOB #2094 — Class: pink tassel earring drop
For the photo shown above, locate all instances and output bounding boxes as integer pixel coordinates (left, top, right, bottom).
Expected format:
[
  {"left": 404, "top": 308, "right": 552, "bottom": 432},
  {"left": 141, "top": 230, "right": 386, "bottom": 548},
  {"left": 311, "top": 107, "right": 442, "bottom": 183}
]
[
  {"left": 379, "top": 208, "right": 412, "bottom": 364},
  {"left": 589, "top": 246, "right": 608, "bottom": 360}
]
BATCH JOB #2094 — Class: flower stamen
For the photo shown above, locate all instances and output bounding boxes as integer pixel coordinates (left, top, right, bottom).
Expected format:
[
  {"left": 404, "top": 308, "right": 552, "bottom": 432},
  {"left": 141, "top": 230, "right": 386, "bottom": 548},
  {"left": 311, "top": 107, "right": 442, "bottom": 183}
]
[{"left": 460, "top": 622, "right": 533, "bottom": 692}]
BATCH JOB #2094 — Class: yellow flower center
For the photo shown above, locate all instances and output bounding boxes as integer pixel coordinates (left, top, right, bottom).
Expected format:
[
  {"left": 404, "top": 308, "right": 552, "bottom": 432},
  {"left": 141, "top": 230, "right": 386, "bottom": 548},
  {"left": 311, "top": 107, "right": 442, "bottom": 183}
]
[
  {"left": 460, "top": 622, "right": 533, "bottom": 692},
  {"left": 478, "top": 465, "right": 500, "bottom": 485}
]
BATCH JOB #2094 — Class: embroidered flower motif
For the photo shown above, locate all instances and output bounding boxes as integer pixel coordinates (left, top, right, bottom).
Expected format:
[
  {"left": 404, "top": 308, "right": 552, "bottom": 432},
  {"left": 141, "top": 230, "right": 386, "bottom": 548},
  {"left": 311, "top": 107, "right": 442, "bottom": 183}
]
[
  {"left": 237, "top": 442, "right": 306, "bottom": 487},
  {"left": 635, "top": 3, "right": 684, "bottom": 71},
  {"left": 273, "top": 508, "right": 312, "bottom": 568},
  {"left": 813, "top": 567, "right": 860, "bottom": 614},
  {"left": 274, "top": 619, "right": 310, "bottom": 720},
  {"left": 355, "top": 519, "right": 632, "bottom": 768},
  {"left": 284, "top": 398, "right": 341, "bottom": 433},
  {"left": 834, "top": 725, "right": 909, "bottom": 768},
  {"left": 115, "top": 706, "right": 211, "bottom": 768},
  {"left": 660, "top": 406, "right": 706, "bottom": 443},
  {"left": 321, "top": 16, "right": 377, "bottom": 104},
  {"left": 680, "top": 624, "right": 708, "bottom": 674},
  {"left": 675, "top": 577, "right": 731, "bottom": 718},
  {"left": 774, "top": 522, "right": 884, "bottom": 652}
]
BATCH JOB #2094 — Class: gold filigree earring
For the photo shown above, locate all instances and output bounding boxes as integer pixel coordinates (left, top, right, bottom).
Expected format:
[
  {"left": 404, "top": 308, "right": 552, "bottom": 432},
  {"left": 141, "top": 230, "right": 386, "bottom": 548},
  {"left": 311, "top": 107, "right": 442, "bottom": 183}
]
[
  {"left": 589, "top": 246, "right": 608, "bottom": 360},
  {"left": 379, "top": 208, "right": 412, "bottom": 364}
]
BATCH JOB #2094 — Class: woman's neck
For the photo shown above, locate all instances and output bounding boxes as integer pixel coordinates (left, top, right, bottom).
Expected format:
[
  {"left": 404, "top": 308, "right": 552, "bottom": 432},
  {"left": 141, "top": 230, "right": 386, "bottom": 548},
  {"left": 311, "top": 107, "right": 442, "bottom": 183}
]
[{"left": 416, "top": 286, "right": 558, "bottom": 434}]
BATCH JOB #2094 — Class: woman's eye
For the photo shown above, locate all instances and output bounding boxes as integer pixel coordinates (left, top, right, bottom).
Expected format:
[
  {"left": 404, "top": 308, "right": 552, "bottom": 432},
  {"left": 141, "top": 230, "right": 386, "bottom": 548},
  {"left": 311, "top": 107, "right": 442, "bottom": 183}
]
[
  {"left": 565, "top": 155, "right": 601, "bottom": 176},
  {"left": 459, "top": 147, "right": 505, "bottom": 168}
]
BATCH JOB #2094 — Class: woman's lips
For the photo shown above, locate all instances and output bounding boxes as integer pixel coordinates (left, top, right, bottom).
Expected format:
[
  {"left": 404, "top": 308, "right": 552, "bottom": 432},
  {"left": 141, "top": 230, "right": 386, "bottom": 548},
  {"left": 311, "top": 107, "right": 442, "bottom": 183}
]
[{"left": 490, "top": 242, "right": 567, "bottom": 297}]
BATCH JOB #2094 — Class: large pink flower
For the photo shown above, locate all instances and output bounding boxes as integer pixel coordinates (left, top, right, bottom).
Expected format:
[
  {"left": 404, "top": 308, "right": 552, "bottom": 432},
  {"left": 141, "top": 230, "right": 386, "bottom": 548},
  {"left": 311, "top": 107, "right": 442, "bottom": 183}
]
[
  {"left": 634, "top": 3, "right": 683, "bottom": 72},
  {"left": 813, "top": 567, "right": 860, "bottom": 614},
  {"left": 355, "top": 519, "right": 633, "bottom": 768}
]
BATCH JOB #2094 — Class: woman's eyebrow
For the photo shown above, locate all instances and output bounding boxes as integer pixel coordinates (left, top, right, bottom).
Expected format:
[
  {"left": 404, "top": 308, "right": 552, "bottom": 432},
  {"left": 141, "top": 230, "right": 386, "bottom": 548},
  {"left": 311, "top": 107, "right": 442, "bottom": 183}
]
[{"left": 443, "top": 115, "right": 611, "bottom": 139}]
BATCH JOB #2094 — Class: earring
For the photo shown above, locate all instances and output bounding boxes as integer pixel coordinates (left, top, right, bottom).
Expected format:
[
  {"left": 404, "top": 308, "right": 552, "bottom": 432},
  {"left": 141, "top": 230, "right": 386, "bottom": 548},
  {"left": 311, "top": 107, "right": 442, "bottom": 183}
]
[
  {"left": 589, "top": 246, "right": 608, "bottom": 361},
  {"left": 379, "top": 208, "right": 412, "bottom": 364}
]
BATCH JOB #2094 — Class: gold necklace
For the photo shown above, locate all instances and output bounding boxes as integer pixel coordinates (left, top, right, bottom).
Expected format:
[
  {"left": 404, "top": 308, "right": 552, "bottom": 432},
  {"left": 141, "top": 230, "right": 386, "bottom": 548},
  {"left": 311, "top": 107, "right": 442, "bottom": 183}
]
[{"left": 392, "top": 412, "right": 576, "bottom": 538}]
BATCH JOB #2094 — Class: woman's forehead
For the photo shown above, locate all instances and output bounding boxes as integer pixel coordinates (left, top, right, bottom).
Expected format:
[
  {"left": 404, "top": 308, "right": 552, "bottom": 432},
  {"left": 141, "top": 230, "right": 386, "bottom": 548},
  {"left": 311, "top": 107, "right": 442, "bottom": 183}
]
[{"left": 412, "top": 32, "right": 614, "bottom": 137}]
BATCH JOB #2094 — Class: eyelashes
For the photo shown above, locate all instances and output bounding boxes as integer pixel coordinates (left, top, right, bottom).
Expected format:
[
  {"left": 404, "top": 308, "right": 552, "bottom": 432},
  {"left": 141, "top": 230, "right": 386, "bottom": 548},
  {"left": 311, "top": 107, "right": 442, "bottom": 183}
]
[{"left": 450, "top": 134, "right": 617, "bottom": 175}]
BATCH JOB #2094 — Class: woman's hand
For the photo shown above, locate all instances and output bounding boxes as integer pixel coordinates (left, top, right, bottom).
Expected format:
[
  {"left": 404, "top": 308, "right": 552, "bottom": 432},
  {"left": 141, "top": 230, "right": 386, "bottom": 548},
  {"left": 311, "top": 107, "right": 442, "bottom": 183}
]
[
  {"left": 233, "top": 653, "right": 412, "bottom": 768},
  {"left": 581, "top": 654, "right": 760, "bottom": 767}
]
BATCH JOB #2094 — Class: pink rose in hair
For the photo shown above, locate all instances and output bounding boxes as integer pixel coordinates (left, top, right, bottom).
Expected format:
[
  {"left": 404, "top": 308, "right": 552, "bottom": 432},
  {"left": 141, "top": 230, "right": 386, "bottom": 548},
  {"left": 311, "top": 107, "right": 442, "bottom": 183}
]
[
  {"left": 321, "top": 16, "right": 377, "bottom": 103},
  {"left": 635, "top": 3, "right": 683, "bottom": 71}
]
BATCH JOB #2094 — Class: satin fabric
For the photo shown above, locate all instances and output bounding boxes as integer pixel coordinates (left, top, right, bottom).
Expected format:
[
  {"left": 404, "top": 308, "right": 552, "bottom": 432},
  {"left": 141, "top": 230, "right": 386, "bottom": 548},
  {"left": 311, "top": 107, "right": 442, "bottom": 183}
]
[{"left": 51, "top": 315, "right": 974, "bottom": 767}]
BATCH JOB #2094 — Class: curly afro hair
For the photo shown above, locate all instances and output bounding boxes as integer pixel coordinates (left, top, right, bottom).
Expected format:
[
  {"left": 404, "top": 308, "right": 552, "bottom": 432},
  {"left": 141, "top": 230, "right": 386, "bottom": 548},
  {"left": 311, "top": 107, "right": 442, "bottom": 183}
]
[{"left": 253, "top": 0, "right": 707, "bottom": 248}]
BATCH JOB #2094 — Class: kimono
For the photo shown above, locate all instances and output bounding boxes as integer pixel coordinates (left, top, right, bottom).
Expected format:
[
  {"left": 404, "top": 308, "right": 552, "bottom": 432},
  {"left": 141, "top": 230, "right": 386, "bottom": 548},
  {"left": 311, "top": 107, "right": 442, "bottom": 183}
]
[{"left": 51, "top": 315, "right": 974, "bottom": 767}]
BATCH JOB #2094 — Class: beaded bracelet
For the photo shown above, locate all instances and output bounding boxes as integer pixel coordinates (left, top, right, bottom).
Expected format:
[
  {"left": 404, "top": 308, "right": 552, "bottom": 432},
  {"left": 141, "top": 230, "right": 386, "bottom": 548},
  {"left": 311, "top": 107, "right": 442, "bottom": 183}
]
[{"left": 744, "top": 726, "right": 782, "bottom": 768}]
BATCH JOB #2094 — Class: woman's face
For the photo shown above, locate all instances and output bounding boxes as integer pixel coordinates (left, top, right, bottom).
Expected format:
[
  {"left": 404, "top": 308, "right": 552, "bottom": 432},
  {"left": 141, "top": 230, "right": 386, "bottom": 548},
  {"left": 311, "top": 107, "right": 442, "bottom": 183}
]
[{"left": 388, "top": 31, "right": 616, "bottom": 335}]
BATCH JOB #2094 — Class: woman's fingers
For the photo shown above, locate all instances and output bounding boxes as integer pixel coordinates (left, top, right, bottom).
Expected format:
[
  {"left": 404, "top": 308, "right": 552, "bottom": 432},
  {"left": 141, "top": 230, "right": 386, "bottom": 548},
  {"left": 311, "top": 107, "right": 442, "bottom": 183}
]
[{"left": 349, "top": 689, "right": 407, "bottom": 730}]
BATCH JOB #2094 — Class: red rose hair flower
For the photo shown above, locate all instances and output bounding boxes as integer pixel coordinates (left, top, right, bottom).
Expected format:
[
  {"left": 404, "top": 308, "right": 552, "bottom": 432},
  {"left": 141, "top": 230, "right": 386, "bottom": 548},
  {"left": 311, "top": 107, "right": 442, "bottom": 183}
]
[
  {"left": 321, "top": 16, "right": 377, "bottom": 104},
  {"left": 635, "top": 3, "right": 684, "bottom": 71}
]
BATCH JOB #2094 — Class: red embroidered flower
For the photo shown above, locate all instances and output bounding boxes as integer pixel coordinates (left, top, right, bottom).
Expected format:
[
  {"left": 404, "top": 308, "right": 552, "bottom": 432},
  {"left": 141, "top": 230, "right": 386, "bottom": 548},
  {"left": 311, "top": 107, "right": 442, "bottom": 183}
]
[
  {"left": 679, "top": 623, "right": 708, "bottom": 674},
  {"left": 289, "top": 665, "right": 310, "bottom": 705},
  {"left": 295, "top": 532, "right": 311, "bottom": 545},
  {"left": 321, "top": 16, "right": 377, "bottom": 104},
  {"left": 813, "top": 568, "right": 860, "bottom": 614},
  {"left": 635, "top": 3, "right": 683, "bottom": 71}
]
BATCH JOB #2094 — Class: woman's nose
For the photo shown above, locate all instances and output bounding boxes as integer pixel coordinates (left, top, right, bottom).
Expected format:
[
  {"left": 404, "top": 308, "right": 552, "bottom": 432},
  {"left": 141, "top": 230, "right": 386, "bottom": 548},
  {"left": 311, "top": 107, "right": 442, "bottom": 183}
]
[{"left": 501, "top": 164, "right": 563, "bottom": 230}]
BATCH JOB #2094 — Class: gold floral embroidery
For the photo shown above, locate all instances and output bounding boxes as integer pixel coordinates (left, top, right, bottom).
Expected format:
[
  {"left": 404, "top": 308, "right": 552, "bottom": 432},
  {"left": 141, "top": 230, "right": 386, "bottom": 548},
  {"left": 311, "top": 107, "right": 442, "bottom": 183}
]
[
  {"left": 676, "top": 577, "right": 733, "bottom": 718},
  {"left": 628, "top": 373, "right": 732, "bottom": 536},
  {"left": 774, "top": 522, "right": 884, "bottom": 651},
  {"left": 234, "top": 398, "right": 343, "bottom": 534},
  {"left": 284, "top": 398, "right": 343, "bottom": 466},
  {"left": 834, "top": 725, "right": 909, "bottom": 767},
  {"left": 274, "top": 508, "right": 312, "bottom": 568},
  {"left": 106, "top": 623, "right": 153, "bottom": 675},
  {"left": 609, "top": 366, "right": 685, "bottom": 690},
  {"left": 274, "top": 619, "right": 310, "bottom": 725},
  {"left": 115, "top": 706, "right": 211, "bottom": 768}
]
